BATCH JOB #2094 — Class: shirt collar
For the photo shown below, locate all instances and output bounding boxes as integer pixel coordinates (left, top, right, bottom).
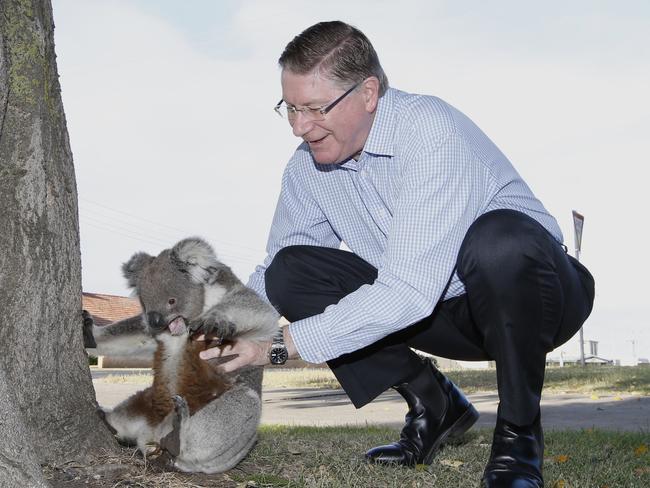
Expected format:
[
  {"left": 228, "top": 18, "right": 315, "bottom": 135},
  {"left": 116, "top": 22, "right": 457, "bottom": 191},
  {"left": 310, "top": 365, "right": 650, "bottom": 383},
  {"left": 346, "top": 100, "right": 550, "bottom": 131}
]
[
  {"left": 361, "top": 87, "right": 396, "bottom": 158},
  {"left": 335, "top": 88, "right": 396, "bottom": 171}
]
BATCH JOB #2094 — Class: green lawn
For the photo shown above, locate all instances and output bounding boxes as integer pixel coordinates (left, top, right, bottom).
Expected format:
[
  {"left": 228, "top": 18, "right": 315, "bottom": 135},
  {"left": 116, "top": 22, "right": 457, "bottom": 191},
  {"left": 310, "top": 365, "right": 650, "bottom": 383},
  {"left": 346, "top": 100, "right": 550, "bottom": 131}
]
[
  {"left": 261, "top": 365, "right": 650, "bottom": 396},
  {"left": 50, "top": 426, "right": 648, "bottom": 487},
  {"left": 84, "top": 365, "right": 650, "bottom": 486},
  {"left": 451, "top": 365, "right": 650, "bottom": 396},
  {"left": 95, "top": 365, "right": 650, "bottom": 397},
  {"left": 228, "top": 426, "right": 650, "bottom": 488}
]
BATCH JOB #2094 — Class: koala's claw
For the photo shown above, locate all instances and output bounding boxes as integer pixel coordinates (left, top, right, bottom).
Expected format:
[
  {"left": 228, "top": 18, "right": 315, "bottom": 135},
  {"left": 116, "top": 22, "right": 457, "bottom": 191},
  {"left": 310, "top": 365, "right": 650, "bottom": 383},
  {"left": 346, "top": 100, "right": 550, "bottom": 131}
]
[
  {"left": 191, "top": 316, "right": 237, "bottom": 340},
  {"left": 82, "top": 310, "right": 97, "bottom": 348},
  {"left": 217, "top": 320, "right": 237, "bottom": 339},
  {"left": 160, "top": 395, "right": 188, "bottom": 458},
  {"left": 188, "top": 319, "right": 204, "bottom": 334},
  {"left": 144, "top": 442, "right": 163, "bottom": 457}
]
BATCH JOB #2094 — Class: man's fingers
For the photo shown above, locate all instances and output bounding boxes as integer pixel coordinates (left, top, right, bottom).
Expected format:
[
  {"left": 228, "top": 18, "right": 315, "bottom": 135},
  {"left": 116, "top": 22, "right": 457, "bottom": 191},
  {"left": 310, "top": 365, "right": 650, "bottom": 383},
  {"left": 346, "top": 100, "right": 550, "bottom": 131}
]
[
  {"left": 197, "top": 339, "right": 267, "bottom": 373},
  {"left": 219, "top": 354, "right": 250, "bottom": 374},
  {"left": 199, "top": 343, "right": 238, "bottom": 362},
  {"left": 199, "top": 345, "right": 223, "bottom": 360}
]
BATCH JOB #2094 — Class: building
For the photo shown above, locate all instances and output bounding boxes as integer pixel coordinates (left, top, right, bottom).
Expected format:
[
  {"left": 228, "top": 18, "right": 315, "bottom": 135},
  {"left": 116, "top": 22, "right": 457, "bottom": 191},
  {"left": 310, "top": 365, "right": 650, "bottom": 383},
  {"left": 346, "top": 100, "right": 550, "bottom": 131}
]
[
  {"left": 82, "top": 292, "right": 150, "bottom": 368},
  {"left": 82, "top": 292, "right": 140, "bottom": 326}
]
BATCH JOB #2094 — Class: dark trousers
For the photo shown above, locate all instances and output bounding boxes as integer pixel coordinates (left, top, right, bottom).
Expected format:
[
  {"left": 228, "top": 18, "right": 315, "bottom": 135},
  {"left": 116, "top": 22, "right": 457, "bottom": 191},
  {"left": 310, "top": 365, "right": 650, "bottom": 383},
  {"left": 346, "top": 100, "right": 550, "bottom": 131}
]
[{"left": 265, "top": 209, "right": 595, "bottom": 426}]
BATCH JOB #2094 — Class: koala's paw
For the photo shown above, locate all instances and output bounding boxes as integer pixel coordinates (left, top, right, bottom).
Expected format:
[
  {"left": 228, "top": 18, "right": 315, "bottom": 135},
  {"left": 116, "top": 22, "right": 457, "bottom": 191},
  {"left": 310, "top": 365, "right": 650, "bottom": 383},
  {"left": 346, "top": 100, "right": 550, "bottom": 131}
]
[
  {"left": 160, "top": 395, "right": 189, "bottom": 458},
  {"left": 82, "top": 310, "right": 97, "bottom": 348},
  {"left": 191, "top": 315, "right": 237, "bottom": 340},
  {"left": 144, "top": 442, "right": 163, "bottom": 457}
]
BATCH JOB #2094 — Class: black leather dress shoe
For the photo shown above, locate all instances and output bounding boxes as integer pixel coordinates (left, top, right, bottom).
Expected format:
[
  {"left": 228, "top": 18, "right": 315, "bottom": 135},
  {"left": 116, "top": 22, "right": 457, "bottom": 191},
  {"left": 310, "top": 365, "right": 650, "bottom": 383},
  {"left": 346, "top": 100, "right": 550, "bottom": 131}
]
[
  {"left": 365, "top": 361, "right": 479, "bottom": 466},
  {"left": 481, "top": 412, "right": 544, "bottom": 487}
]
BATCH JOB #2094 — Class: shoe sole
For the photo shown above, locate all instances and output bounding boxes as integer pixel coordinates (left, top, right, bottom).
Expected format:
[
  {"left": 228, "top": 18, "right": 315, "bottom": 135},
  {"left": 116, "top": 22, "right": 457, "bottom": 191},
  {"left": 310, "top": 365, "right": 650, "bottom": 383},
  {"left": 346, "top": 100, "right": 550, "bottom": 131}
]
[{"left": 423, "top": 403, "right": 480, "bottom": 464}]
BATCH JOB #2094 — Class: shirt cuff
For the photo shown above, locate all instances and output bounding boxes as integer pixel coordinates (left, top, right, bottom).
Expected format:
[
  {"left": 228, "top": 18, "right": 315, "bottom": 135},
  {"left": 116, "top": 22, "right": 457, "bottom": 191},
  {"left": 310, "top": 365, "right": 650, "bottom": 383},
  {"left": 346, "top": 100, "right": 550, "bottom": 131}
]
[{"left": 288, "top": 315, "right": 337, "bottom": 364}]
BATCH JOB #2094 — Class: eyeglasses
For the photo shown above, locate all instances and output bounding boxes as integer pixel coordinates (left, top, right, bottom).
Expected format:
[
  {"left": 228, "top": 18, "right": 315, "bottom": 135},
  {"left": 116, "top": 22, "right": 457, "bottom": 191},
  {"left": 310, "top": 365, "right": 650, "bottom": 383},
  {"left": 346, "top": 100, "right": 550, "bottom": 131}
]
[{"left": 274, "top": 83, "right": 359, "bottom": 123}]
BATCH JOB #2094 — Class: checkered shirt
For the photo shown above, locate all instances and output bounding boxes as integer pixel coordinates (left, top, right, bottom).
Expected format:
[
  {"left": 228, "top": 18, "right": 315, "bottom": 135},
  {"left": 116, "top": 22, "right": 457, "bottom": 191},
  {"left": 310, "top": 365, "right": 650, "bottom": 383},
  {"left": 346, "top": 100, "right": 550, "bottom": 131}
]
[{"left": 247, "top": 87, "right": 562, "bottom": 363}]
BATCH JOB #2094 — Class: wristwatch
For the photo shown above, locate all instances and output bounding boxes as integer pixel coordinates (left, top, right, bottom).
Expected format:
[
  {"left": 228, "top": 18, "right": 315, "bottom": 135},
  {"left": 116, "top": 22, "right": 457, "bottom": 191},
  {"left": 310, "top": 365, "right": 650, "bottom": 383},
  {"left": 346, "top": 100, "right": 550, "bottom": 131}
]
[{"left": 268, "top": 330, "right": 289, "bottom": 365}]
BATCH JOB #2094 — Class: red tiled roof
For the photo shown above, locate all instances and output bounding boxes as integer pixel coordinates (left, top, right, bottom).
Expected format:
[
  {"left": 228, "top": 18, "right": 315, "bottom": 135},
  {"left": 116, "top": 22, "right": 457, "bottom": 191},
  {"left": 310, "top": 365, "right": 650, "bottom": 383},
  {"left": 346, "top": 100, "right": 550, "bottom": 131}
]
[{"left": 82, "top": 292, "right": 141, "bottom": 326}]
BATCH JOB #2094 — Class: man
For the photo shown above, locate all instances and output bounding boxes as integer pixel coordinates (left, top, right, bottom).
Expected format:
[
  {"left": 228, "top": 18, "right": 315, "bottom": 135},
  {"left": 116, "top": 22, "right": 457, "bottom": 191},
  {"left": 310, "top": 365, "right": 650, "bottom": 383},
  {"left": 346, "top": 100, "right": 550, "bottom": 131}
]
[{"left": 199, "top": 21, "right": 595, "bottom": 487}]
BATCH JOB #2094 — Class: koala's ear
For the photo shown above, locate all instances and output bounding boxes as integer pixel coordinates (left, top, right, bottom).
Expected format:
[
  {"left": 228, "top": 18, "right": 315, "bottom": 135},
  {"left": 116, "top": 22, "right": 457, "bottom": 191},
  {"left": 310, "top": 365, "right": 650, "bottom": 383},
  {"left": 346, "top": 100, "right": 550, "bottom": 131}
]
[
  {"left": 122, "top": 252, "right": 154, "bottom": 289},
  {"left": 170, "top": 237, "right": 220, "bottom": 285}
]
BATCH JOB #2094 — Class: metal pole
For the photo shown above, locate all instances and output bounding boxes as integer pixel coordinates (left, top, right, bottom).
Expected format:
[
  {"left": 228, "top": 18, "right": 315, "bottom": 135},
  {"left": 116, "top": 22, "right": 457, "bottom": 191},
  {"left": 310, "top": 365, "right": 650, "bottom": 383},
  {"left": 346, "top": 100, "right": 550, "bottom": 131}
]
[
  {"left": 576, "top": 247, "right": 586, "bottom": 366},
  {"left": 573, "top": 210, "right": 586, "bottom": 367}
]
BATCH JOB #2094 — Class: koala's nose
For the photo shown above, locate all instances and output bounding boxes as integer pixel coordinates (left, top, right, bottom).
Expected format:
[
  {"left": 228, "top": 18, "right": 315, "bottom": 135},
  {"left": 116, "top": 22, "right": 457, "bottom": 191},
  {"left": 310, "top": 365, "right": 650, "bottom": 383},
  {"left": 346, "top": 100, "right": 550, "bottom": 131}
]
[{"left": 147, "top": 311, "right": 165, "bottom": 329}]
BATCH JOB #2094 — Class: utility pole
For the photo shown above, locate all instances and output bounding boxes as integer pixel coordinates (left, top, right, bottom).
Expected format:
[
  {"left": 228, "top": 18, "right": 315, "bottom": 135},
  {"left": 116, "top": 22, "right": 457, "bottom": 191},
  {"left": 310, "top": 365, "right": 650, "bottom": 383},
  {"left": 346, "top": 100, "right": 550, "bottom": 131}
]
[{"left": 573, "top": 210, "right": 586, "bottom": 366}]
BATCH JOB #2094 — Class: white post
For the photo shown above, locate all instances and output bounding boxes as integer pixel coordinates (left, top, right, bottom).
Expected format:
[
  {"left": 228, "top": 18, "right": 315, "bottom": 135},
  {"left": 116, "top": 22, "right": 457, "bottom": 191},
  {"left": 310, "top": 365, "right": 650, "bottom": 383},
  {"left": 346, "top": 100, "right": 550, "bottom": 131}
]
[{"left": 572, "top": 210, "right": 586, "bottom": 367}]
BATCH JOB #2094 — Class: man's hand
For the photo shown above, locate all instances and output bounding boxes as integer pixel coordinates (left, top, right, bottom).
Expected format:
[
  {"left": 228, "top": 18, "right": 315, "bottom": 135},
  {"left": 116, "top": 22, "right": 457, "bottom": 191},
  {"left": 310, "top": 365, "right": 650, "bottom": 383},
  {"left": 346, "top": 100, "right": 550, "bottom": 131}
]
[
  {"left": 198, "top": 338, "right": 271, "bottom": 373},
  {"left": 195, "top": 326, "right": 299, "bottom": 373}
]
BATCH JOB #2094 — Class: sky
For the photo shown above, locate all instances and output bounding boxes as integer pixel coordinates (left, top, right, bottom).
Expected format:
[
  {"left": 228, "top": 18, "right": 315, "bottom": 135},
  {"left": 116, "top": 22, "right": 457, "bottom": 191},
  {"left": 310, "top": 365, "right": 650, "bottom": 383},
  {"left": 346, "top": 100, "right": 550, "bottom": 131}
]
[{"left": 51, "top": 0, "right": 649, "bottom": 365}]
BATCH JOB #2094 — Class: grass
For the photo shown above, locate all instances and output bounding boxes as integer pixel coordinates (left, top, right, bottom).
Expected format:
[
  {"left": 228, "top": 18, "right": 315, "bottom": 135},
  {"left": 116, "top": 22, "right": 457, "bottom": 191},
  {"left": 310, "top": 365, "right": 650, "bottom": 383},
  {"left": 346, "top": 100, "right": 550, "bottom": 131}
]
[
  {"left": 262, "top": 365, "right": 650, "bottom": 396},
  {"left": 448, "top": 365, "right": 650, "bottom": 396},
  {"left": 44, "top": 427, "right": 650, "bottom": 487},
  {"left": 93, "top": 365, "right": 650, "bottom": 396},
  {"left": 230, "top": 426, "right": 650, "bottom": 487},
  {"left": 234, "top": 426, "right": 650, "bottom": 487},
  {"left": 262, "top": 368, "right": 341, "bottom": 390}
]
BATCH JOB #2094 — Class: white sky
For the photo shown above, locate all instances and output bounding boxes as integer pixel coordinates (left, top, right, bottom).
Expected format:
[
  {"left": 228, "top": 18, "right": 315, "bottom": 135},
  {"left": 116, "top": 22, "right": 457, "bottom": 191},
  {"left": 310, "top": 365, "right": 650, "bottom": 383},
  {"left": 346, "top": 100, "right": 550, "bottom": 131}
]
[{"left": 51, "top": 0, "right": 649, "bottom": 364}]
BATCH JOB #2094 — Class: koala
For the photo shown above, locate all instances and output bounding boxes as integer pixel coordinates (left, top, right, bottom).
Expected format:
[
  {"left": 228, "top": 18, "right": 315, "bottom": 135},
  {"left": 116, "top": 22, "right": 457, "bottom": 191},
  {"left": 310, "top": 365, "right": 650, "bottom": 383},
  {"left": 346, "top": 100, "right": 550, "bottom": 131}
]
[{"left": 84, "top": 237, "right": 279, "bottom": 473}]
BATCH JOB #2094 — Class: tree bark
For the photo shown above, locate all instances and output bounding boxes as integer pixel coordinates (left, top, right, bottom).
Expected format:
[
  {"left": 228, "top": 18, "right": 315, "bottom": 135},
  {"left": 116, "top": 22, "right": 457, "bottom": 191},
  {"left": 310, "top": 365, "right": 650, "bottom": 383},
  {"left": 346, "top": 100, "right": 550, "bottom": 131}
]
[
  {"left": 0, "top": 370, "right": 48, "bottom": 487},
  {"left": 0, "top": 0, "right": 117, "bottom": 481}
]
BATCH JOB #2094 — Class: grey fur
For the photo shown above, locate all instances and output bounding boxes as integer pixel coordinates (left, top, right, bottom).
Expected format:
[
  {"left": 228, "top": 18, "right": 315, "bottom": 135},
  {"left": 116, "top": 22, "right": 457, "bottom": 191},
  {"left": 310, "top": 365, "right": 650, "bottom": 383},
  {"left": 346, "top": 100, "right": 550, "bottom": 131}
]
[
  {"left": 85, "top": 314, "right": 156, "bottom": 358},
  {"left": 166, "top": 367, "right": 264, "bottom": 473},
  {"left": 85, "top": 237, "right": 279, "bottom": 473},
  {"left": 122, "top": 252, "right": 154, "bottom": 289},
  {"left": 122, "top": 236, "right": 279, "bottom": 342}
]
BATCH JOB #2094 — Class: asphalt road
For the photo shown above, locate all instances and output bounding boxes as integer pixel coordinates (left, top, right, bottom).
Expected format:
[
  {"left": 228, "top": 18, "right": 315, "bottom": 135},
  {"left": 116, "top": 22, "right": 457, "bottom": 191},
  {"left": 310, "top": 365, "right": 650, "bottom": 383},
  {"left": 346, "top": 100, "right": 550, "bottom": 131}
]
[{"left": 92, "top": 372, "right": 649, "bottom": 431}]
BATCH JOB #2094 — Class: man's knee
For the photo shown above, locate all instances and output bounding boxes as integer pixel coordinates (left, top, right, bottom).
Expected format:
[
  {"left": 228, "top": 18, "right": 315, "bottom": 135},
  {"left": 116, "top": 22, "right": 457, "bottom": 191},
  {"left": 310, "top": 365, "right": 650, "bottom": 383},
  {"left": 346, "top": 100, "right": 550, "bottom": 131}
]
[
  {"left": 457, "top": 209, "right": 551, "bottom": 282},
  {"left": 264, "top": 245, "right": 378, "bottom": 321},
  {"left": 264, "top": 245, "right": 308, "bottom": 310}
]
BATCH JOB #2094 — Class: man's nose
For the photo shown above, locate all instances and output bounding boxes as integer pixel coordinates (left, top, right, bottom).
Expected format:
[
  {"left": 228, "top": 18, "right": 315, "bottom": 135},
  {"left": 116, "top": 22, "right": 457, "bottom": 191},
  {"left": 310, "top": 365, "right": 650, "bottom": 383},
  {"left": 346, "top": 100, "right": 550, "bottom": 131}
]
[
  {"left": 291, "top": 113, "right": 314, "bottom": 138},
  {"left": 147, "top": 311, "right": 165, "bottom": 329}
]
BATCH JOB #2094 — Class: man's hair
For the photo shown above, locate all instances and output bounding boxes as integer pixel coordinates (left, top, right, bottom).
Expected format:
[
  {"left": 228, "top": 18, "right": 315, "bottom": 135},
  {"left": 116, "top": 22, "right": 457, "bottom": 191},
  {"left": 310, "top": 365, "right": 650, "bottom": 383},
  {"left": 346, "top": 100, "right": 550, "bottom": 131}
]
[{"left": 279, "top": 21, "right": 389, "bottom": 97}]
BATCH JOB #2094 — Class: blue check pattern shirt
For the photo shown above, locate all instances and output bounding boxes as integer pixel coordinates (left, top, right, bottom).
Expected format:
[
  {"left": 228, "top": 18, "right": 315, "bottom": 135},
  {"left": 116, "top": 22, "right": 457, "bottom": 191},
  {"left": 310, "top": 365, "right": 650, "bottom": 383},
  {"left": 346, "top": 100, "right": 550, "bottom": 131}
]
[{"left": 247, "top": 87, "right": 562, "bottom": 364}]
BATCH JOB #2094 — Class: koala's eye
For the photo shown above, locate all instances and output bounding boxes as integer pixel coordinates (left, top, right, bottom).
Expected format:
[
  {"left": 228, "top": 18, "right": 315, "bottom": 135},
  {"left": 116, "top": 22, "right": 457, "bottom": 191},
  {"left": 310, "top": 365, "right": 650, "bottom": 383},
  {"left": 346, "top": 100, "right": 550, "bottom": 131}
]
[{"left": 168, "top": 298, "right": 176, "bottom": 306}]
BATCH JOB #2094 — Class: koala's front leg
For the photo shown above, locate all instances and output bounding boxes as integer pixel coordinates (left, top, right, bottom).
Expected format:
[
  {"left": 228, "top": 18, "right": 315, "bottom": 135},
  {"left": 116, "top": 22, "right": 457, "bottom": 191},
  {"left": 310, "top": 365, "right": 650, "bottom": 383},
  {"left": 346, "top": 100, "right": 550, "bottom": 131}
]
[
  {"left": 190, "top": 309, "right": 237, "bottom": 340},
  {"left": 83, "top": 312, "right": 157, "bottom": 357}
]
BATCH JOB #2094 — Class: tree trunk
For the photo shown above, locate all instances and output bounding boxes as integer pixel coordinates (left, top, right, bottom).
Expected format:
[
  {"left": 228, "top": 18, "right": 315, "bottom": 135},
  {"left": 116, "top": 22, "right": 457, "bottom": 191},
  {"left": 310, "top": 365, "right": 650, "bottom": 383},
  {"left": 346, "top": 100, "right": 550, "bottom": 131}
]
[
  {"left": 0, "top": 0, "right": 117, "bottom": 482},
  {"left": 0, "top": 370, "right": 48, "bottom": 487}
]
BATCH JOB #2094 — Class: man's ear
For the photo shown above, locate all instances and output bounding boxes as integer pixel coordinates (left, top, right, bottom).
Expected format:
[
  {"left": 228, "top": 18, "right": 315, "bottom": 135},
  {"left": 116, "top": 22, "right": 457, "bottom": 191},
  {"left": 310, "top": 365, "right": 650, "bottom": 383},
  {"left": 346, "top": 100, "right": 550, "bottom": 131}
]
[
  {"left": 170, "top": 237, "right": 220, "bottom": 285},
  {"left": 362, "top": 76, "right": 380, "bottom": 113},
  {"left": 122, "top": 252, "right": 154, "bottom": 289}
]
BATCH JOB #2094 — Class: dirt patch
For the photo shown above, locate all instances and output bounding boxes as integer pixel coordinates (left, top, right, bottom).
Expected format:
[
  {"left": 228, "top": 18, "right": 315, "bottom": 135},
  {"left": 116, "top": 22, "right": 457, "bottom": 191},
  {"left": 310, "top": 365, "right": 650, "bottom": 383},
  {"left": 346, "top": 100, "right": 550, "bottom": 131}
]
[{"left": 42, "top": 447, "right": 259, "bottom": 488}]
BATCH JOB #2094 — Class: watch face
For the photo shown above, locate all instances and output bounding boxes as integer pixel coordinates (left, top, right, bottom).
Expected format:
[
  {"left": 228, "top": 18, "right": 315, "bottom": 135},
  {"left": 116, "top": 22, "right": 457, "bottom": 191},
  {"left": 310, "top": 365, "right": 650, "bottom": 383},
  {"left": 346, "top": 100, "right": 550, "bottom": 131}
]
[{"left": 270, "top": 345, "right": 289, "bottom": 365}]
